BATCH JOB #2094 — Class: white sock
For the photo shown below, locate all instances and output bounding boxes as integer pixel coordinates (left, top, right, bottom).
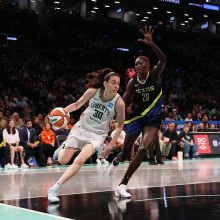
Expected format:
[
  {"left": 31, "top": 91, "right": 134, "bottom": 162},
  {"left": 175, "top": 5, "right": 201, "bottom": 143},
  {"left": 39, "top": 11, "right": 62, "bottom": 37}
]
[{"left": 52, "top": 182, "right": 62, "bottom": 191}]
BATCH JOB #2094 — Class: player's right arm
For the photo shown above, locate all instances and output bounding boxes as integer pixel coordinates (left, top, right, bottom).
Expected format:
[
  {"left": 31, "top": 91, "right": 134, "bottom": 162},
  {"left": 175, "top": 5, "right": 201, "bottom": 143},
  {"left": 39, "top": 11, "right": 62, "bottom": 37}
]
[
  {"left": 122, "top": 79, "right": 134, "bottom": 105},
  {"left": 65, "top": 88, "right": 97, "bottom": 113}
]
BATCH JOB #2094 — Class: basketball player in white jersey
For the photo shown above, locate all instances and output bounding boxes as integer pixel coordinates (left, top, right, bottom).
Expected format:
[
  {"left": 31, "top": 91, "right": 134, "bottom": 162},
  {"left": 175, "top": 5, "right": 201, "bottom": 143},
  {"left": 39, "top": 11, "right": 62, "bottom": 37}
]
[{"left": 47, "top": 68, "right": 125, "bottom": 203}]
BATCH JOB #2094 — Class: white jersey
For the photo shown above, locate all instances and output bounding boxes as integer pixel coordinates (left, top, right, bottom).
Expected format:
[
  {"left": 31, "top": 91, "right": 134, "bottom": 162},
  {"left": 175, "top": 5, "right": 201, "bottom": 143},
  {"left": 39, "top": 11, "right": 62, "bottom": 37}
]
[{"left": 77, "top": 88, "right": 120, "bottom": 136}]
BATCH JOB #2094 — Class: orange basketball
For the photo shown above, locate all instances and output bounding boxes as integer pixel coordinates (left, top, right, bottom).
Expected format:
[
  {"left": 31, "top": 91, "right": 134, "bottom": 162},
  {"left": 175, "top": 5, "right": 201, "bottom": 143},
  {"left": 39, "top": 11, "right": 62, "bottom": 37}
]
[{"left": 49, "top": 107, "right": 70, "bottom": 128}]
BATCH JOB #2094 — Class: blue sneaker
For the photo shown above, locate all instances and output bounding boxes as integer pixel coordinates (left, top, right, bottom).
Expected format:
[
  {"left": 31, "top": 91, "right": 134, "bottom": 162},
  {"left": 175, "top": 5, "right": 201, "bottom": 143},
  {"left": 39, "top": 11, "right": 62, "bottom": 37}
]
[
  {"left": 184, "top": 157, "right": 190, "bottom": 160},
  {"left": 53, "top": 141, "right": 66, "bottom": 161},
  {"left": 193, "top": 156, "right": 200, "bottom": 159},
  {"left": 47, "top": 187, "right": 60, "bottom": 203}
]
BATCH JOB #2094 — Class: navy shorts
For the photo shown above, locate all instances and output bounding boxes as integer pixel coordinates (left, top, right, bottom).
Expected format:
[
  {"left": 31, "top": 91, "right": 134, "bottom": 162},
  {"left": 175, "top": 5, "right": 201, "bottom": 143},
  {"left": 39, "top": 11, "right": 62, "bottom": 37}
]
[{"left": 123, "top": 114, "right": 162, "bottom": 136}]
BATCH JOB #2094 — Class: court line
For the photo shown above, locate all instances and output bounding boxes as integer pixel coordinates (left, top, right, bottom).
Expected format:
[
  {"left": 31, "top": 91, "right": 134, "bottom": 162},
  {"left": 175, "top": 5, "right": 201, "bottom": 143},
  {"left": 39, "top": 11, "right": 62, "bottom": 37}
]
[
  {"left": 0, "top": 203, "right": 74, "bottom": 220},
  {"left": 1, "top": 180, "right": 220, "bottom": 201}
]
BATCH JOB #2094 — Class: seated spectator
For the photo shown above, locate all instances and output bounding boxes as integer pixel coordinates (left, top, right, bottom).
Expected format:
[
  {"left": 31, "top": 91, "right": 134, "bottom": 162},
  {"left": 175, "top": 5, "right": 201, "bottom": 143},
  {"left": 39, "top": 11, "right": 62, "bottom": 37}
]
[
  {"left": 55, "top": 126, "right": 69, "bottom": 137},
  {"left": 179, "top": 124, "right": 200, "bottom": 159},
  {"left": 172, "top": 109, "right": 183, "bottom": 121},
  {"left": 185, "top": 121, "right": 193, "bottom": 132},
  {"left": 162, "top": 122, "right": 181, "bottom": 161},
  {"left": 0, "top": 128, "right": 10, "bottom": 168},
  {"left": 184, "top": 113, "right": 192, "bottom": 121},
  {"left": 20, "top": 106, "right": 32, "bottom": 122},
  {"left": 3, "top": 109, "right": 11, "bottom": 122},
  {"left": 0, "top": 111, "right": 6, "bottom": 129},
  {"left": 210, "top": 124, "right": 216, "bottom": 129},
  {"left": 38, "top": 114, "right": 44, "bottom": 128},
  {"left": 160, "top": 122, "right": 167, "bottom": 134},
  {"left": 191, "top": 110, "right": 197, "bottom": 121},
  {"left": 108, "top": 120, "right": 117, "bottom": 136},
  {"left": 202, "top": 116, "right": 210, "bottom": 128},
  {"left": 165, "top": 112, "right": 175, "bottom": 121},
  {"left": 32, "top": 116, "right": 42, "bottom": 136},
  {"left": 191, "top": 123, "right": 197, "bottom": 132},
  {"left": 3, "top": 120, "right": 28, "bottom": 168},
  {"left": 19, "top": 119, "right": 46, "bottom": 167},
  {"left": 197, "top": 123, "right": 206, "bottom": 132},
  {"left": 11, "top": 112, "right": 23, "bottom": 130},
  {"left": 40, "top": 123, "right": 56, "bottom": 165},
  {"left": 67, "top": 118, "right": 75, "bottom": 131},
  {"left": 195, "top": 112, "right": 202, "bottom": 121}
]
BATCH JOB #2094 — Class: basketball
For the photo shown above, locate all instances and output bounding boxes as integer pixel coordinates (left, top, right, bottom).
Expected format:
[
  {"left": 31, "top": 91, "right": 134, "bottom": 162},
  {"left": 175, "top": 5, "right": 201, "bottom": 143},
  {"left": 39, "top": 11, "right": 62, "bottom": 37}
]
[{"left": 49, "top": 107, "right": 70, "bottom": 128}]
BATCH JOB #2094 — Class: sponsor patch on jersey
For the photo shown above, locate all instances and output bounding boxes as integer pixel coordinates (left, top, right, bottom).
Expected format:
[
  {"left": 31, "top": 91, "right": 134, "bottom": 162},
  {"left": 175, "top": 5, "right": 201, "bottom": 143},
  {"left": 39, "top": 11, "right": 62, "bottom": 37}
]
[{"left": 108, "top": 102, "right": 114, "bottom": 108}]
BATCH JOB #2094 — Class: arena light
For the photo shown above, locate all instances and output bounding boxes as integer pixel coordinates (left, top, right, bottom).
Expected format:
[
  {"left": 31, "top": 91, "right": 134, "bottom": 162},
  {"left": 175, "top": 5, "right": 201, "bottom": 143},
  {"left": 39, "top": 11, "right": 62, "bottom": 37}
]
[
  {"left": 91, "top": 11, "right": 96, "bottom": 13},
  {"left": 184, "top": 14, "right": 189, "bottom": 16},
  {"left": 105, "top": 5, "right": 110, "bottom": 8},
  {"left": 153, "top": 7, "right": 158, "bottom": 9},
  {"left": 203, "top": 15, "right": 208, "bottom": 17},
  {"left": 147, "top": 11, "right": 152, "bottom": 14},
  {"left": 189, "top": 17, "right": 193, "bottom": 20},
  {"left": 167, "top": 11, "right": 171, "bottom": 13},
  {"left": 144, "top": 17, "right": 149, "bottom": 19},
  {"left": 93, "top": 7, "right": 99, "bottom": 9},
  {"left": 55, "top": 7, "right": 60, "bottom": 10},
  {"left": 91, "top": 0, "right": 97, "bottom": 2},
  {"left": 142, "top": 19, "right": 147, "bottom": 21},
  {"left": 217, "top": 22, "right": 220, "bottom": 24},
  {"left": 54, "top": 1, "right": 60, "bottom": 4},
  {"left": 159, "top": 22, "right": 163, "bottom": 24},
  {"left": 185, "top": 21, "right": 189, "bottom": 23},
  {"left": 136, "top": 13, "right": 140, "bottom": 16},
  {"left": 117, "top": 48, "right": 129, "bottom": 51},
  {"left": 181, "top": 23, "right": 185, "bottom": 25},
  {"left": 7, "top": 37, "right": 17, "bottom": 41},
  {"left": 115, "top": 1, "right": 120, "bottom": 3}
]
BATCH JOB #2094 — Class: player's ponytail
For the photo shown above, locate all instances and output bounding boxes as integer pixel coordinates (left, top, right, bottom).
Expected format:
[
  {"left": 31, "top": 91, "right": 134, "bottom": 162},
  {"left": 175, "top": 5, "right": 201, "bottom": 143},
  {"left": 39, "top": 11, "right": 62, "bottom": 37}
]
[{"left": 85, "top": 68, "right": 119, "bottom": 88}]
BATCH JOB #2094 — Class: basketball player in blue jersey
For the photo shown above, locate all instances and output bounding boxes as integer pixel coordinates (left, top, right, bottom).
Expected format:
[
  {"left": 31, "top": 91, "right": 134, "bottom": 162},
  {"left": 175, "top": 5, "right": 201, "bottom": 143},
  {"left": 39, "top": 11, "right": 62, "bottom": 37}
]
[
  {"left": 47, "top": 68, "right": 125, "bottom": 203},
  {"left": 106, "top": 26, "right": 167, "bottom": 198}
]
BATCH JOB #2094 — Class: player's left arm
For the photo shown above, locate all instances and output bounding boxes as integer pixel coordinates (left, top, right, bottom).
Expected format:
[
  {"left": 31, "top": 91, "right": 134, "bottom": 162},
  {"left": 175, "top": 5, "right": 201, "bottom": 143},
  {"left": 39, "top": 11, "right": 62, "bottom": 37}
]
[
  {"left": 138, "top": 26, "right": 167, "bottom": 82},
  {"left": 65, "top": 88, "right": 97, "bottom": 113},
  {"left": 100, "top": 97, "right": 125, "bottom": 158}
]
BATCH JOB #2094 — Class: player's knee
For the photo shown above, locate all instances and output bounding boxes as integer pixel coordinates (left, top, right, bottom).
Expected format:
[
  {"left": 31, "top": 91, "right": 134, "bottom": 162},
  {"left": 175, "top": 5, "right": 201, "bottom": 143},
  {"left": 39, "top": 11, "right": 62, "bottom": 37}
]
[
  {"left": 74, "top": 156, "right": 85, "bottom": 166},
  {"left": 137, "top": 146, "right": 148, "bottom": 156},
  {"left": 58, "top": 157, "right": 69, "bottom": 165}
]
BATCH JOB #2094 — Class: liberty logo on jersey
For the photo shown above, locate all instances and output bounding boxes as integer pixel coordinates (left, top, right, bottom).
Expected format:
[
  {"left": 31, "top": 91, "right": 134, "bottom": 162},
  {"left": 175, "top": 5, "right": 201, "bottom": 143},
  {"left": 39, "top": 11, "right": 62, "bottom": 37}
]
[{"left": 108, "top": 102, "right": 114, "bottom": 108}]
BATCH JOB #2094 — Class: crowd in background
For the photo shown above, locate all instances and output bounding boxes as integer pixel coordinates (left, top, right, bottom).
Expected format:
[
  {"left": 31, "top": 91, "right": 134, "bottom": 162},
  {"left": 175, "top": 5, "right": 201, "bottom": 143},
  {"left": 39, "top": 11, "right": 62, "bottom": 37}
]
[{"left": 0, "top": 6, "right": 220, "bottom": 168}]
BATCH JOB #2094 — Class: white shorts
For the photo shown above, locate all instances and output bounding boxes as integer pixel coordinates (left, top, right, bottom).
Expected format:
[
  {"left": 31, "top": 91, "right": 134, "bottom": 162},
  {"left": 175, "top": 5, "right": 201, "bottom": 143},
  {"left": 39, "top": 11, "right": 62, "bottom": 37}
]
[{"left": 65, "top": 123, "right": 106, "bottom": 152}]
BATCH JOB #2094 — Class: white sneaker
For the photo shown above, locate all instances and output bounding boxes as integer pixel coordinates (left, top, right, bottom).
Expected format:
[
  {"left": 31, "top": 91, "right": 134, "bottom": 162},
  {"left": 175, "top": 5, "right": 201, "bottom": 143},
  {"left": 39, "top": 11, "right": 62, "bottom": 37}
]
[
  {"left": 21, "top": 164, "right": 29, "bottom": 168},
  {"left": 10, "top": 164, "right": 18, "bottom": 169},
  {"left": 96, "top": 158, "right": 101, "bottom": 164},
  {"left": 101, "top": 158, "right": 109, "bottom": 164},
  {"left": 108, "top": 158, "right": 119, "bottom": 176},
  {"left": 115, "top": 184, "right": 131, "bottom": 198},
  {"left": 47, "top": 187, "right": 60, "bottom": 203}
]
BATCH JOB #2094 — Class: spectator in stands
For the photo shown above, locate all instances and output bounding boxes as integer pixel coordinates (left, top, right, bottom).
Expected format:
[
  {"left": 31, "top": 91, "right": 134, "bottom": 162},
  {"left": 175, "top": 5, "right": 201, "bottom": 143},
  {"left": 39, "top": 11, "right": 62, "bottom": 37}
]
[
  {"left": 210, "top": 124, "right": 216, "bottom": 129},
  {"left": 108, "top": 119, "right": 117, "bottom": 136},
  {"left": 195, "top": 112, "right": 202, "bottom": 121},
  {"left": 40, "top": 123, "right": 56, "bottom": 165},
  {"left": 11, "top": 112, "right": 23, "bottom": 130},
  {"left": 38, "top": 114, "right": 44, "bottom": 128},
  {"left": 179, "top": 124, "right": 200, "bottom": 159},
  {"left": 32, "top": 116, "right": 42, "bottom": 136},
  {"left": 191, "top": 123, "right": 197, "bottom": 132},
  {"left": 162, "top": 122, "right": 180, "bottom": 160},
  {"left": 67, "top": 118, "right": 75, "bottom": 131},
  {"left": 161, "top": 108, "right": 168, "bottom": 120},
  {"left": 185, "top": 121, "right": 192, "bottom": 132},
  {"left": 197, "top": 123, "right": 205, "bottom": 132},
  {"left": 3, "top": 120, "right": 28, "bottom": 168},
  {"left": 55, "top": 127, "right": 69, "bottom": 137},
  {"left": 16, "top": 95, "right": 28, "bottom": 108},
  {"left": 0, "top": 128, "right": 10, "bottom": 168},
  {"left": 3, "top": 109, "right": 11, "bottom": 122},
  {"left": 202, "top": 116, "right": 210, "bottom": 128},
  {"left": 185, "top": 113, "right": 192, "bottom": 121},
  {"left": 211, "top": 114, "right": 217, "bottom": 121},
  {"left": 160, "top": 122, "right": 167, "bottom": 134},
  {"left": 19, "top": 119, "right": 46, "bottom": 167},
  {"left": 172, "top": 109, "right": 183, "bottom": 121},
  {"left": 165, "top": 112, "right": 175, "bottom": 121},
  {"left": 0, "top": 111, "right": 6, "bottom": 129},
  {"left": 191, "top": 110, "right": 197, "bottom": 121},
  {"left": 20, "top": 106, "right": 32, "bottom": 122}
]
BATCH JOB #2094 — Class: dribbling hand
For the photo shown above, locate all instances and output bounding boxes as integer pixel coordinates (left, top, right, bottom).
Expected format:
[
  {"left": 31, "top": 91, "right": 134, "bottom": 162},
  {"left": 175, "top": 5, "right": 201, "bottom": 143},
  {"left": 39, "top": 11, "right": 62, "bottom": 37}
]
[
  {"left": 138, "top": 25, "right": 154, "bottom": 45},
  {"left": 100, "top": 147, "right": 112, "bottom": 158}
]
